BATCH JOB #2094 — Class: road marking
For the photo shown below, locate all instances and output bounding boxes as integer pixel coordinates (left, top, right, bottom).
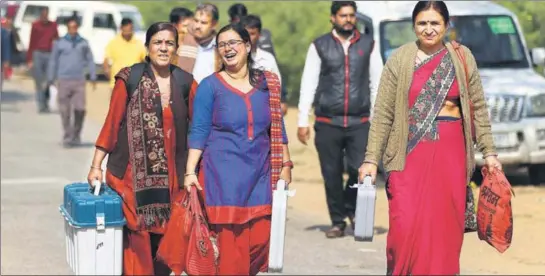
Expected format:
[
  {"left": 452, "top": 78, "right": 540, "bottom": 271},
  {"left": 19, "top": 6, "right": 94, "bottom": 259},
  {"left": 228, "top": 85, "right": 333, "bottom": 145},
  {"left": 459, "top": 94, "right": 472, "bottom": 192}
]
[
  {"left": 357, "top": 248, "right": 377, "bottom": 253},
  {"left": 1, "top": 177, "right": 69, "bottom": 186}
]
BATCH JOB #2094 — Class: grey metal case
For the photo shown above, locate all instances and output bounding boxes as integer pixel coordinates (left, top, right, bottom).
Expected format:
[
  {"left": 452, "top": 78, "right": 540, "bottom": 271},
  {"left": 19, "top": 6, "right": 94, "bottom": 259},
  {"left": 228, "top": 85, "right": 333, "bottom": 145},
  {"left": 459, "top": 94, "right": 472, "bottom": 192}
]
[{"left": 351, "top": 176, "right": 377, "bottom": 242}]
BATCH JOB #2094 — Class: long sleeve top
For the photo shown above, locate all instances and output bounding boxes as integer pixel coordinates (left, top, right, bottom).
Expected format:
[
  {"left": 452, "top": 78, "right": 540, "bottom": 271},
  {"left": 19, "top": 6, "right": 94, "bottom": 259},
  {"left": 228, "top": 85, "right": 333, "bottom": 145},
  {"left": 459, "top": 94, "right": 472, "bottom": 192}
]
[
  {"left": 47, "top": 34, "right": 96, "bottom": 82},
  {"left": 1, "top": 27, "right": 11, "bottom": 64},
  {"left": 297, "top": 32, "right": 380, "bottom": 127},
  {"left": 27, "top": 20, "right": 58, "bottom": 62}
]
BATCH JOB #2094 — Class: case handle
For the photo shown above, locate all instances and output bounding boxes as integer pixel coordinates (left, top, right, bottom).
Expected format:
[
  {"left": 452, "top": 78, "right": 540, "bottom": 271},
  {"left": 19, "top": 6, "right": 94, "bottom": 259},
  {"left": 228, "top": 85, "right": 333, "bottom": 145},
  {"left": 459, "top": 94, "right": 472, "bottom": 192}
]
[
  {"left": 92, "top": 180, "right": 102, "bottom": 196},
  {"left": 349, "top": 175, "right": 373, "bottom": 189}
]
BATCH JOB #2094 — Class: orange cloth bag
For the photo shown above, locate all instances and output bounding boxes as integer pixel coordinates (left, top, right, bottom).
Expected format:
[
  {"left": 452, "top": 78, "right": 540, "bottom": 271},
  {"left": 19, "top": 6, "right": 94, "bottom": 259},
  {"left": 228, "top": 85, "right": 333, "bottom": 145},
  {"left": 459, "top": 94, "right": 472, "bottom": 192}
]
[
  {"left": 156, "top": 187, "right": 219, "bottom": 275},
  {"left": 477, "top": 167, "right": 515, "bottom": 253},
  {"left": 156, "top": 191, "right": 191, "bottom": 275},
  {"left": 185, "top": 186, "right": 218, "bottom": 275}
]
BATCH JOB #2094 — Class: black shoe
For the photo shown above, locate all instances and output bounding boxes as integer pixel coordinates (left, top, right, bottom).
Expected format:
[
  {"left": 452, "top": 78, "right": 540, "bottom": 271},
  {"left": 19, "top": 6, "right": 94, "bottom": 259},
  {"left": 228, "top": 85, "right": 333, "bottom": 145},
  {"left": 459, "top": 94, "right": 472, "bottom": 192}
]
[
  {"left": 325, "top": 225, "right": 346, "bottom": 239},
  {"left": 62, "top": 142, "right": 74, "bottom": 148},
  {"left": 38, "top": 107, "right": 50, "bottom": 114}
]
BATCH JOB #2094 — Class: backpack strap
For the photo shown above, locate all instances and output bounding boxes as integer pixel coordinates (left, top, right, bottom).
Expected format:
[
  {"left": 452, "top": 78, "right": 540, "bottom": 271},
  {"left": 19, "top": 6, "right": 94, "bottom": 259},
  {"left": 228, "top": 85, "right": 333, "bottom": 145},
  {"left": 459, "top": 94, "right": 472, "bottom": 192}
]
[{"left": 126, "top": 63, "right": 147, "bottom": 99}]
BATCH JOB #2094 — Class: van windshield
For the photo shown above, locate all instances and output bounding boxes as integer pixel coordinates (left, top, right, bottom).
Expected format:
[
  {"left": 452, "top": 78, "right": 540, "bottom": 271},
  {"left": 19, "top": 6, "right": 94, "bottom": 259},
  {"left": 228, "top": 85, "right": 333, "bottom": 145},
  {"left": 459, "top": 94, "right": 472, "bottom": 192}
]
[
  {"left": 120, "top": 11, "right": 144, "bottom": 31},
  {"left": 379, "top": 15, "right": 530, "bottom": 69}
]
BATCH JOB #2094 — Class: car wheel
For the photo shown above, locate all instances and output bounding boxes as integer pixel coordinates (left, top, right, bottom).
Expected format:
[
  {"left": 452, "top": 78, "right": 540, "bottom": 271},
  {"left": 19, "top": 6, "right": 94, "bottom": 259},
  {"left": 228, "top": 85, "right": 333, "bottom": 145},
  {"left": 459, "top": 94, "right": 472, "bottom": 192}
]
[{"left": 528, "top": 164, "right": 545, "bottom": 186}]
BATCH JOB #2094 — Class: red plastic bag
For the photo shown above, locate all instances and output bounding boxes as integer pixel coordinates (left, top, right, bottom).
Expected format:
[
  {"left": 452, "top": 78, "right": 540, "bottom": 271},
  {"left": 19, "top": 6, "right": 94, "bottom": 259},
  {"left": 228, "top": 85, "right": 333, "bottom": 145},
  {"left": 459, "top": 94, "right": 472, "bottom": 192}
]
[
  {"left": 2, "top": 66, "right": 12, "bottom": 80},
  {"left": 156, "top": 191, "right": 191, "bottom": 275},
  {"left": 477, "top": 167, "right": 515, "bottom": 253},
  {"left": 185, "top": 186, "right": 219, "bottom": 275}
]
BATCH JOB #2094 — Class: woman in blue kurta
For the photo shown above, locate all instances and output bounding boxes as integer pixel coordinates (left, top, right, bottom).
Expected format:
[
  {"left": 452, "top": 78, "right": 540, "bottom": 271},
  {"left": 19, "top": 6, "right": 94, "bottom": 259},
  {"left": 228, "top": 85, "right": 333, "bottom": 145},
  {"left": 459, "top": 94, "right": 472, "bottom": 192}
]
[{"left": 184, "top": 23, "right": 292, "bottom": 275}]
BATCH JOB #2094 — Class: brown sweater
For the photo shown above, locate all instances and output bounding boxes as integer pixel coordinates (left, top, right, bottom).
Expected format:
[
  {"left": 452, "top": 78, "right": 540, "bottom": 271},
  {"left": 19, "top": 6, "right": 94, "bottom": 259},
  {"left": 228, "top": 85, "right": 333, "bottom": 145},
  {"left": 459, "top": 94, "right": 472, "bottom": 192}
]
[{"left": 364, "top": 41, "right": 497, "bottom": 180}]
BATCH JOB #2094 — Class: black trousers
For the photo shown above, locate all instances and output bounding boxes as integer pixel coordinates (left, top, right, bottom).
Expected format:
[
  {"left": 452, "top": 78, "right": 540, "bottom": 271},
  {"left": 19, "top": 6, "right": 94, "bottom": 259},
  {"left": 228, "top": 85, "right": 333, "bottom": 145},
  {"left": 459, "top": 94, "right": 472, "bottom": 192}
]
[{"left": 314, "top": 121, "right": 369, "bottom": 227}]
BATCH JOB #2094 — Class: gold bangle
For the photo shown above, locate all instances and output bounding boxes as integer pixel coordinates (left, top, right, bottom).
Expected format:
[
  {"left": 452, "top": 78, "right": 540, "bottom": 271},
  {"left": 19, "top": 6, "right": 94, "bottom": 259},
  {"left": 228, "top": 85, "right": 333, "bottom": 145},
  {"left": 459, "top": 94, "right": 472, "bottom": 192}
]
[
  {"left": 184, "top": 172, "right": 196, "bottom": 176},
  {"left": 90, "top": 165, "right": 103, "bottom": 171}
]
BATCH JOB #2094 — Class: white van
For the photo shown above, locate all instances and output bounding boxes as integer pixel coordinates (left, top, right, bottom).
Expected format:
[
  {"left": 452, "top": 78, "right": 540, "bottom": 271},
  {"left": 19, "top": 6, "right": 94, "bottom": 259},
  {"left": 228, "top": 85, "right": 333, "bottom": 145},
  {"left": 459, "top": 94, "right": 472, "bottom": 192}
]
[
  {"left": 12, "top": 1, "right": 146, "bottom": 72},
  {"left": 356, "top": 1, "right": 545, "bottom": 184}
]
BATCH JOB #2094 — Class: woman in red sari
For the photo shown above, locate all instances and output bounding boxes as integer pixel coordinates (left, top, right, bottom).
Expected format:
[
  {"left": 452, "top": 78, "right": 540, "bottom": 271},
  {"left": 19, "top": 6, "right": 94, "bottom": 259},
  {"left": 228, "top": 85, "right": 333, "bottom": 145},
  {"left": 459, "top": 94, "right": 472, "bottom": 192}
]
[
  {"left": 87, "top": 22, "right": 197, "bottom": 275},
  {"left": 360, "top": 1, "right": 502, "bottom": 275}
]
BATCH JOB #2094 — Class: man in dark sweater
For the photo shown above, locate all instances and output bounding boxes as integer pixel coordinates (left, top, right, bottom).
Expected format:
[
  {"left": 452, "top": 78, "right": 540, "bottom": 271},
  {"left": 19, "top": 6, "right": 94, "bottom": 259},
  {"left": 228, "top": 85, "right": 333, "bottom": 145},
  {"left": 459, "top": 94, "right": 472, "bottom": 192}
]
[
  {"left": 297, "top": 1, "right": 378, "bottom": 238},
  {"left": 27, "top": 6, "right": 58, "bottom": 113},
  {"left": 47, "top": 17, "right": 96, "bottom": 148}
]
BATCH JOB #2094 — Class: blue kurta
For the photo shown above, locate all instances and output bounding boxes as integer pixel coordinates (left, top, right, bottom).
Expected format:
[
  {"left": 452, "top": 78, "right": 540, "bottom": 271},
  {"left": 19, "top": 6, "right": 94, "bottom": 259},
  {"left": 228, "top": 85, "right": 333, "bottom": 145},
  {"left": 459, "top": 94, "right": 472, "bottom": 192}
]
[{"left": 189, "top": 73, "right": 288, "bottom": 225}]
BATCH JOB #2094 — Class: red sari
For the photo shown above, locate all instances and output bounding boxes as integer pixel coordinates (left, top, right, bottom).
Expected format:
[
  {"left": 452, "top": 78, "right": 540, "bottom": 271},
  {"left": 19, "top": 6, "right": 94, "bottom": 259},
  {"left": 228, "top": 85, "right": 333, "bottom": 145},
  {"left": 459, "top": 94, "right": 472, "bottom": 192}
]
[
  {"left": 386, "top": 49, "right": 466, "bottom": 275},
  {"left": 96, "top": 79, "right": 197, "bottom": 275}
]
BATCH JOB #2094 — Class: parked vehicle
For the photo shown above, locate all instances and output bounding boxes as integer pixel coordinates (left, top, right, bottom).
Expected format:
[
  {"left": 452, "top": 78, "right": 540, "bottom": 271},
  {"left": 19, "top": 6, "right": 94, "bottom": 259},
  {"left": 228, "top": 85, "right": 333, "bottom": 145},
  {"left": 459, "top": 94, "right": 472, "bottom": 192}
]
[
  {"left": 11, "top": 1, "right": 146, "bottom": 74},
  {"left": 1, "top": 1, "right": 24, "bottom": 66},
  {"left": 356, "top": 0, "right": 545, "bottom": 184}
]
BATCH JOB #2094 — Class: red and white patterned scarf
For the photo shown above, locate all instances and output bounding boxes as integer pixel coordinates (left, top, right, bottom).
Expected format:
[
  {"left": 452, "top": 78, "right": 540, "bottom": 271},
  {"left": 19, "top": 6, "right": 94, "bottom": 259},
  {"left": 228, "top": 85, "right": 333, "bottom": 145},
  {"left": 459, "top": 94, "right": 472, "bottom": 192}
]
[{"left": 263, "top": 71, "right": 284, "bottom": 190}]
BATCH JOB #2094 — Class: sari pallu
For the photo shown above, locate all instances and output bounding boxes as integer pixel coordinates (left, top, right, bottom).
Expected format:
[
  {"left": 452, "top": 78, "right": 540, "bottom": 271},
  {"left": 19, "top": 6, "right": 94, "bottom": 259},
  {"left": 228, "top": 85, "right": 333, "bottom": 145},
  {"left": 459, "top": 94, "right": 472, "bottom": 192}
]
[{"left": 386, "top": 49, "right": 467, "bottom": 275}]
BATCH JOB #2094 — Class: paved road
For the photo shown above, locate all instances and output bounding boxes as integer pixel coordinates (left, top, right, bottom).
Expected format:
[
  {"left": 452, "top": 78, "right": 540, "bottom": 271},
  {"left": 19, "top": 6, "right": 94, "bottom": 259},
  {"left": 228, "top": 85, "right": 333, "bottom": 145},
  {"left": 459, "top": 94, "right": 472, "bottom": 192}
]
[{"left": 0, "top": 77, "right": 388, "bottom": 275}]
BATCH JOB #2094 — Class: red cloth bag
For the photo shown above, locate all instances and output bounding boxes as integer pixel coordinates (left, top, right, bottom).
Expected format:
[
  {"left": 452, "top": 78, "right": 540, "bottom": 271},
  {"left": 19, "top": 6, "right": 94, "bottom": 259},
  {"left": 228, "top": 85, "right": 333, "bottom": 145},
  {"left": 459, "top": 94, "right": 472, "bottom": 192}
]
[
  {"left": 157, "top": 187, "right": 219, "bottom": 275},
  {"left": 185, "top": 186, "right": 219, "bottom": 275},
  {"left": 477, "top": 167, "right": 515, "bottom": 253},
  {"left": 156, "top": 191, "right": 191, "bottom": 275}
]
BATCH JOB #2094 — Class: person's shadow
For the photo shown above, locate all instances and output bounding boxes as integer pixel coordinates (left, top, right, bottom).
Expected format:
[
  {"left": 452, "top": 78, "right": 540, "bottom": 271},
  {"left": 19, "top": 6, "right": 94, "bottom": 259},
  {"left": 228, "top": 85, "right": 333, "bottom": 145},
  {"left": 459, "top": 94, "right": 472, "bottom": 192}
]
[{"left": 0, "top": 88, "right": 31, "bottom": 112}]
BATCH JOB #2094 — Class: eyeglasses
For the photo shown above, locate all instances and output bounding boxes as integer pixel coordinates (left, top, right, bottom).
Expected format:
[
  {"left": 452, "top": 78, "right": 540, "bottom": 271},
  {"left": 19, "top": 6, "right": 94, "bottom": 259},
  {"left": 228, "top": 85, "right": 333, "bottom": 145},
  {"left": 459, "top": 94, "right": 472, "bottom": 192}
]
[{"left": 216, "top": 39, "right": 244, "bottom": 50}]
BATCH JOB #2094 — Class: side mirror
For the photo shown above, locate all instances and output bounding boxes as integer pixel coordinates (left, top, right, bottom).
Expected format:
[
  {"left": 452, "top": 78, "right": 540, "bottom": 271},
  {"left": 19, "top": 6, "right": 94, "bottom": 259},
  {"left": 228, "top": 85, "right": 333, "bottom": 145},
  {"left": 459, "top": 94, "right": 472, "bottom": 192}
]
[{"left": 530, "top": 47, "right": 545, "bottom": 67}]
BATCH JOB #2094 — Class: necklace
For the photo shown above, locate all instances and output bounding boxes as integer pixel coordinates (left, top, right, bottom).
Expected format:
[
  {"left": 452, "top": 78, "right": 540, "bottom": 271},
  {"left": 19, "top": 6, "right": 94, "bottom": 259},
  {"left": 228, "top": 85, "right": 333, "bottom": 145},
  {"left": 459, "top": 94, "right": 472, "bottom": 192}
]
[{"left": 224, "top": 69, "right": 249, "bottom": 80}]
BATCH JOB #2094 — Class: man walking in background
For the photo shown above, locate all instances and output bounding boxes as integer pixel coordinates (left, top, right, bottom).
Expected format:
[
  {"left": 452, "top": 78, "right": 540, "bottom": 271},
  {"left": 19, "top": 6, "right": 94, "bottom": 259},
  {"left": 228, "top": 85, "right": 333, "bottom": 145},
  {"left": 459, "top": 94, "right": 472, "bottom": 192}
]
[
  {"left": 1, "top": 22, "right": 12, "bottom": 90},
  {"left": 48, "top": 17, "right": 96, "bottom": 148},
  {"left": 103, "top": 18, "right": 146, "bottom": 88},
  {"left": 228, "top": 3, "right": 276, "bottom": 56},
  {"left": 169, "top": 7, "right": 194, "bottom": 67},
  {"left": 297, "top": 1, "right": 378, "bottom": 238},
  {"left": 27, "top": 6, "right": 58, "bottom": 113},
  {"left": 228, "top": 3, "right": 289, "bottom": 115},
  {"left": 240, "top": 15, "right": 281, "bottom": 83},
  {"left": 178, "top": 3, "right": 219, "bottom": 83}
]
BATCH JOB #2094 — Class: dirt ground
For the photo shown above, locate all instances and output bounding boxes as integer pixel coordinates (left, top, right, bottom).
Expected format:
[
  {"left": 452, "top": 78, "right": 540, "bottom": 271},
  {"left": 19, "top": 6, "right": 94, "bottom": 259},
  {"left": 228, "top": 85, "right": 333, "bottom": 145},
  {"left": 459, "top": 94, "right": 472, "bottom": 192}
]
[{"left": 84, "top": 81, "right": 545, "bottom": 275}]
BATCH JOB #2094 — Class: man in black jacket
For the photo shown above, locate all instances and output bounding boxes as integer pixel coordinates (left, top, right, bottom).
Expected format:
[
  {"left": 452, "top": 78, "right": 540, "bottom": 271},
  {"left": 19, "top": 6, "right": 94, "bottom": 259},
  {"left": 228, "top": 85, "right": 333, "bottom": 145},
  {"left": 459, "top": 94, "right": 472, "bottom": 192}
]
[
  {"left": 297, "top": 1, "right": 378, "bottom": 238},
  {"left": 228, "top": 3, "right": 288, "bottom": 115}
]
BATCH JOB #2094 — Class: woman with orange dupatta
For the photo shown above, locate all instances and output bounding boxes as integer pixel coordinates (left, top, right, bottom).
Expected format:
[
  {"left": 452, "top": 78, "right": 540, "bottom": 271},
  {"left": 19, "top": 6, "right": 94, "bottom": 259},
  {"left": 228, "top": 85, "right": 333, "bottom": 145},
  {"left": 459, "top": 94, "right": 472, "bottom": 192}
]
[
  {"left": 359, "top": 1, "right": 503, "bottom": 275},
  {"left": 184, "top": 23, "right": 292, "bottom": 276},
  {"left": 87, "top": 22, "right": 197, "bottom": 275}
]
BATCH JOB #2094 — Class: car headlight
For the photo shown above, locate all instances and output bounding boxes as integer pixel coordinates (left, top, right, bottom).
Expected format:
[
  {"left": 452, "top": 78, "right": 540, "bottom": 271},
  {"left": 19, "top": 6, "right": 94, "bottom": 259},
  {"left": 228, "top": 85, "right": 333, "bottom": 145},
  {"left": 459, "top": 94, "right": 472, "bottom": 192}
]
[{"left": 526, "top": 94, "right": 545, "bottom": 117}]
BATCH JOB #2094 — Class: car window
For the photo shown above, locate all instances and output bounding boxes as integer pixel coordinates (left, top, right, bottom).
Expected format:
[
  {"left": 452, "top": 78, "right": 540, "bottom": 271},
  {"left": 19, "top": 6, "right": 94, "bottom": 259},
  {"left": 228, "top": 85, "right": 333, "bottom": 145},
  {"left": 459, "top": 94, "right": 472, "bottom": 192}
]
[
  {"left": 56, "top": 9, "right": 83, "bottom": 25},
  {"left": 22, "top": 5, "right": 46, "bottom": 23},
  {"left": 93, "top": 12, "right": 115, "bottom": 29},
  {"left": 379, "top": 15, "right": 529, "bottom": 68},
  {"left": 119, "top": 11, "right": 144, "bottom": 32}
]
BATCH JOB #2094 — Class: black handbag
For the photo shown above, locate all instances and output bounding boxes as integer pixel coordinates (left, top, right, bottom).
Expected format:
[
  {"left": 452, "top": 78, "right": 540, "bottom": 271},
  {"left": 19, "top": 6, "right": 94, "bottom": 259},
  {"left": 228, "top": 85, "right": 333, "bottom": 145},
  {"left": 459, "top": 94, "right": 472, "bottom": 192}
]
[{"left": 465, "top": 184, "right": 478, "bottom": 233}]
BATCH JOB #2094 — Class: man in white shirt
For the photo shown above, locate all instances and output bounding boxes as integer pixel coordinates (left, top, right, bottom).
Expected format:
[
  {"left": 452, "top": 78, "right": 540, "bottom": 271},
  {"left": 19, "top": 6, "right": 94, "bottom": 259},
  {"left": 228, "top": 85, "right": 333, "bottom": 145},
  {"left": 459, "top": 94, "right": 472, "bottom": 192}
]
[
  {"left": 189, "top": 3, "right": 219, "bottom": 83},
  {"left": 297, "top": 1, "right": 379, "bottom": 239},
  {"left": 240, "top": 14, "right": 287, "bottom": 115}
]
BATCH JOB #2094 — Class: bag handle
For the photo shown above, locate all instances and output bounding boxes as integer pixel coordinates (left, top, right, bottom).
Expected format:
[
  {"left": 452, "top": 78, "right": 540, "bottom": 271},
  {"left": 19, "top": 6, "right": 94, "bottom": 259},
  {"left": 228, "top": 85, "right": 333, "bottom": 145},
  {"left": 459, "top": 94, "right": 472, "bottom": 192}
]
[
  {"left": 451, "top": 41, "right": 476, "bottom": 142},
  {"left": 481, "top": 167, "right": 516, "bottom": 197},
  {"left": 451, "top": 40, "right": 469, "bottom": 87}
]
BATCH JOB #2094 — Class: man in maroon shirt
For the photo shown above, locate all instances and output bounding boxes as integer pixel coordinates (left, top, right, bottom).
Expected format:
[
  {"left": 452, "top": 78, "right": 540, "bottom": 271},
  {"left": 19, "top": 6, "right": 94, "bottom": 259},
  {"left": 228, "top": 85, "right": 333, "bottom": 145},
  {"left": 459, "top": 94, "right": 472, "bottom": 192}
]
[{"left": 27, "top": 7, "right": 58, "bottom": 113}]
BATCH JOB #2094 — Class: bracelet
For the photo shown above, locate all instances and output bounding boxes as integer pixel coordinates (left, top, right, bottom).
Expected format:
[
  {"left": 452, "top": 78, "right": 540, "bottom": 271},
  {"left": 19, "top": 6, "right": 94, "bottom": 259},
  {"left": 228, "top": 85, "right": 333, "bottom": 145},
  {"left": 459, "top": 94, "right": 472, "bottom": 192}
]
[
  {"left": 282, "top": 160, "right": 294, "bottom": 169},
  {"left": 184, "top": 172, "right": 196, "bottom": 176},
  {"left": 90, "top": 165, "right": 103, "bottom": 171}
]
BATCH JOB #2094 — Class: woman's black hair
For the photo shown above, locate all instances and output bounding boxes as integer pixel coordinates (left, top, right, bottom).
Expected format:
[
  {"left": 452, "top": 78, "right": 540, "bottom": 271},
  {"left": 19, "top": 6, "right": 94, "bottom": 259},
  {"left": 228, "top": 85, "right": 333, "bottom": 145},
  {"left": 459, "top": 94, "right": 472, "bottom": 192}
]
[
  {"left": 412, "top": 1, "right": 450, "bottom": 24},
  {"left": 144, "top": 22, "right": 179, "bottom": 63},
  {"left": 215, "top": 23, "right": 263, "bottom": 88}
]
